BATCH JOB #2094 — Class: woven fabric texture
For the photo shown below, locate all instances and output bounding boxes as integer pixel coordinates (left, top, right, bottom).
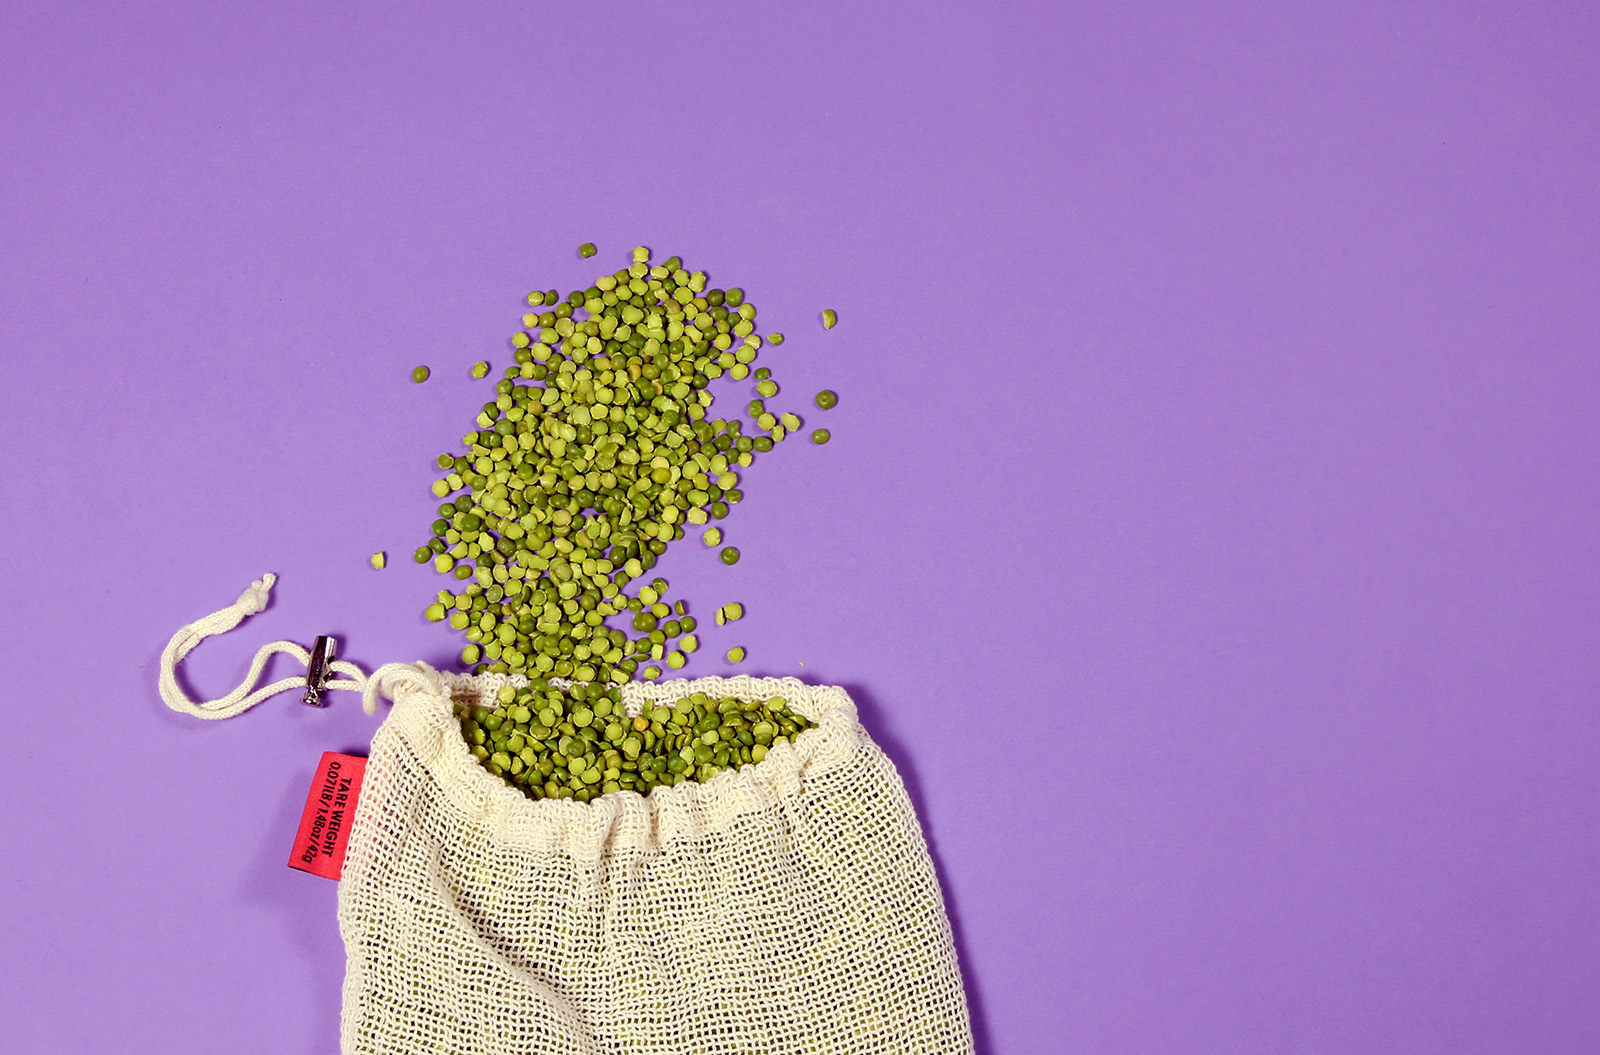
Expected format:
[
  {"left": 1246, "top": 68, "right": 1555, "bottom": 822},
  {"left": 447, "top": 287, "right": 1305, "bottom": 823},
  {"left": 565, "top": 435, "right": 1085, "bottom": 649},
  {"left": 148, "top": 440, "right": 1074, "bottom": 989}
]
[{"left": 338, "top": 672, "right": 973, "bottom": 1055}]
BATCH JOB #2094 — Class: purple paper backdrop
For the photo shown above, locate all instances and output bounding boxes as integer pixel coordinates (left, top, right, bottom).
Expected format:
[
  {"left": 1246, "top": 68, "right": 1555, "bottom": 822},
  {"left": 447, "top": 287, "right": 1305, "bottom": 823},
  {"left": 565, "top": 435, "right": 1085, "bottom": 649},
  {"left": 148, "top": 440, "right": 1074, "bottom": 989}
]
[{"left": 2, "top": 2, "right": 1597, "bottom": 1052}]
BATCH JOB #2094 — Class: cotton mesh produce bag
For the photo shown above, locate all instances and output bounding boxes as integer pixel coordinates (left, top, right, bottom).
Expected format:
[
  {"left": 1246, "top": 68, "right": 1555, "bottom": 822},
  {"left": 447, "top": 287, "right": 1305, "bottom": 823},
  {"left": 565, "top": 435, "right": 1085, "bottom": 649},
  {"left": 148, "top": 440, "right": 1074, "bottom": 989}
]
[
  {"left": 341, "top": 666, "right": 970, "bottom": 1055},
  {"left": 158, "top": 584, "right": 972, "bottom": 1055}
]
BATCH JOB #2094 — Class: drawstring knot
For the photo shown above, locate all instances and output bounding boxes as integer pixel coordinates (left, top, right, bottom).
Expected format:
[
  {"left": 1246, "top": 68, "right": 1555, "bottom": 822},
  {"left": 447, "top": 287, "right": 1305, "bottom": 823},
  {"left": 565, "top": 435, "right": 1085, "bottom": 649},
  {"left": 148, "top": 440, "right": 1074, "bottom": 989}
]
[{"left": 234, "top": 573, "right": 275, "bottom": 616}]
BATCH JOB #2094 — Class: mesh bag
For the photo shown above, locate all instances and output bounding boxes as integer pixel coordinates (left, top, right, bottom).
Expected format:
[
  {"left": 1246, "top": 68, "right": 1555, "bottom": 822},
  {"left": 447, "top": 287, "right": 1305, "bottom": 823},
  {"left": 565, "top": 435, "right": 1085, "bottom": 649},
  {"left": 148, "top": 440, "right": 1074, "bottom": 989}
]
[
  {"left": 340, "top": 667, "right": 972, "bottom": 1055},
  {"left": 158, "top": 578, "right": 972, "bottom": 1054}
]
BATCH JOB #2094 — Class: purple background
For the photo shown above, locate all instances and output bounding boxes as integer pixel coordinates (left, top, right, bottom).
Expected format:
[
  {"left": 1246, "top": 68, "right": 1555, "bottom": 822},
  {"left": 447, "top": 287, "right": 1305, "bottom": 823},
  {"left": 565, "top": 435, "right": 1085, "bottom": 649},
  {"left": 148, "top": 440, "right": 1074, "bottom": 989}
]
[{"left": 2, "top": 3, "right": 1597, "bottom": 1052}]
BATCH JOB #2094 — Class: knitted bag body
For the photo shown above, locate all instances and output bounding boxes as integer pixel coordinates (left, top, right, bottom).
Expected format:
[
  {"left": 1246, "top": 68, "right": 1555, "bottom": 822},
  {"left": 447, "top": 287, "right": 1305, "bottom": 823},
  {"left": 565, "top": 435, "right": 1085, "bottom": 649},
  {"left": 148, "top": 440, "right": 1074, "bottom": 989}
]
[{"left": 340, "top": 669, "right": 973, "bottom": 1055}]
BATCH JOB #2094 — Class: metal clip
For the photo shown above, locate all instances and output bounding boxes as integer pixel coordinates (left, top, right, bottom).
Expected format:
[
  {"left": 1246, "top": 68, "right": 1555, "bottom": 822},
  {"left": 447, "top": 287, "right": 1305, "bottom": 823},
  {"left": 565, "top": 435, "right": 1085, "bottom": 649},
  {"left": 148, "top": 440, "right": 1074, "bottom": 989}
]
[{"left": 302, "top": 636, "right": 337, "bottom": 707}]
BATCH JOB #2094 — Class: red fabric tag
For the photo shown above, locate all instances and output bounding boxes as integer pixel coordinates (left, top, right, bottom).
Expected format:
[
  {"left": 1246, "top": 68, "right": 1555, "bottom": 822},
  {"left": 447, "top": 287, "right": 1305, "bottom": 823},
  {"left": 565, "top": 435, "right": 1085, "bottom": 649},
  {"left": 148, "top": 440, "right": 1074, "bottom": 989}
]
[{"left": 288, "top": 752, "right": 367, "bottom": 880}]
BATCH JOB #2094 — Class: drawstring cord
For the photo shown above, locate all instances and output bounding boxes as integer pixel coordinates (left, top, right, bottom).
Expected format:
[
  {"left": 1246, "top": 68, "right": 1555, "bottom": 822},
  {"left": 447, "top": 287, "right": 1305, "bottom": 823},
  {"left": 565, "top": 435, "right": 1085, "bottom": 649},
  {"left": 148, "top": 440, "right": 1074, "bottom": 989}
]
[{"left": 158, "top": 573, "right": 438, "bottom": 718}]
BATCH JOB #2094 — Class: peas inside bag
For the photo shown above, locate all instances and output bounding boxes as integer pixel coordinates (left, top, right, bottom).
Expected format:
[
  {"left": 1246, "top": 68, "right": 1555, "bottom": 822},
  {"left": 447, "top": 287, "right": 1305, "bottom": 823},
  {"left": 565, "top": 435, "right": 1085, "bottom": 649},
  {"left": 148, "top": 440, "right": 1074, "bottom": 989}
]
[{"left": 459, "top": 678, "right": 813, "bottom": 799}]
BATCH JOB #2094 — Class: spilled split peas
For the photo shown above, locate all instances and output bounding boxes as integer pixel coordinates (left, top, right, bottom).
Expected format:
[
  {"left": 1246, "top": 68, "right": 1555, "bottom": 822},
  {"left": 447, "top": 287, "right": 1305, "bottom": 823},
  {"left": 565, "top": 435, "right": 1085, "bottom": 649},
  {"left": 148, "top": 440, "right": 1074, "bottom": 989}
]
[{"left": 414, "top": 246, "right": 839, "bottom": 687}]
